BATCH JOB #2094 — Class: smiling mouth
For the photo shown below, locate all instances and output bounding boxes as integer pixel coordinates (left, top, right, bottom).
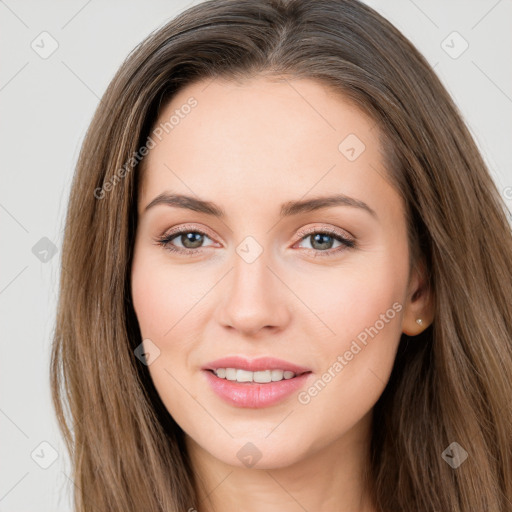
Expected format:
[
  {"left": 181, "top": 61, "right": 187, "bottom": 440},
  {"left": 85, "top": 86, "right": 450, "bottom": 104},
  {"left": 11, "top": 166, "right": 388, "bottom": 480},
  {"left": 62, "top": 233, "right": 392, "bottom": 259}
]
[{"left": 203, "top": 367, "right": 313, "bottom": 408}]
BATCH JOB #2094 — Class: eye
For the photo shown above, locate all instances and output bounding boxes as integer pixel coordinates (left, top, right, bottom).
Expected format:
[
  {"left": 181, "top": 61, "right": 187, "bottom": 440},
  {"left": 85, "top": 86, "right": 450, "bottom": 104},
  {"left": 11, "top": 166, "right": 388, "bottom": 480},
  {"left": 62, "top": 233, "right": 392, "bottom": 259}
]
[
  {"left": 155, "top": 224, "right": 217, "bottom": 255},
  {"left": 294, "top": 227, "right": 355, "bottom": 257}
]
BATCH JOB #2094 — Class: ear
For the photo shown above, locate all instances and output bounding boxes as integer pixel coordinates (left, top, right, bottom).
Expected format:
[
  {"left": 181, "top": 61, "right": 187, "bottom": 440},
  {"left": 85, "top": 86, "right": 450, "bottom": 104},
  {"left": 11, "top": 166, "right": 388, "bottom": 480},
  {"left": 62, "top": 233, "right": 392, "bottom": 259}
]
[{"left": 402, "top": 258, "right": 434, "bottom": 336}]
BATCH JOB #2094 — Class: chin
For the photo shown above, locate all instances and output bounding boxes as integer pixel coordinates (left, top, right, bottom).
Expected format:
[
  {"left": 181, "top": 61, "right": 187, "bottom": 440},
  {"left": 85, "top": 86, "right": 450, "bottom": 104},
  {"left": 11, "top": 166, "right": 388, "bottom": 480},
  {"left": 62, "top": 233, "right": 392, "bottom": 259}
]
[{"left": 203, "top": 433, "right": 313, "bottom": 470}]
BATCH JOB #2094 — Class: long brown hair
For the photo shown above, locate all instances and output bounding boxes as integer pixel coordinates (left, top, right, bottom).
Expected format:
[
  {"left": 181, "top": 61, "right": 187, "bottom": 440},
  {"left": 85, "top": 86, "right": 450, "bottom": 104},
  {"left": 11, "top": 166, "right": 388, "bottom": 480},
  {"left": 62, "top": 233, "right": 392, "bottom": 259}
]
[{"left": 50, "top": 0, "right": 512, "bottom": 510}]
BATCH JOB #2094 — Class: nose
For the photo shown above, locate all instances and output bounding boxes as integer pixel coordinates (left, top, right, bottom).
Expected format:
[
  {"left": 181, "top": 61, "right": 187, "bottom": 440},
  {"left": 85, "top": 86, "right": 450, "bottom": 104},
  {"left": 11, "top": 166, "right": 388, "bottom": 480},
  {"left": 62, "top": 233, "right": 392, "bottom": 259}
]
[{"left": 215, "top": 249, "right": 292, "bottom": 337}]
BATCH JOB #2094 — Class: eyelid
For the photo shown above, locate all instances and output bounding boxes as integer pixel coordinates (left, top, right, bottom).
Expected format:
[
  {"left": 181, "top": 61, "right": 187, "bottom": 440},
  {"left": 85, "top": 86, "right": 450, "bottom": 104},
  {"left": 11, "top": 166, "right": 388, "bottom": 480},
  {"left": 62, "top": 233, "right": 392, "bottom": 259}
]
[
  {"left": 294, "top": 223, "right": 355, "bottom": 243},
  {"left": 160, "top": 223, "right": 220, "bottom": 243}
]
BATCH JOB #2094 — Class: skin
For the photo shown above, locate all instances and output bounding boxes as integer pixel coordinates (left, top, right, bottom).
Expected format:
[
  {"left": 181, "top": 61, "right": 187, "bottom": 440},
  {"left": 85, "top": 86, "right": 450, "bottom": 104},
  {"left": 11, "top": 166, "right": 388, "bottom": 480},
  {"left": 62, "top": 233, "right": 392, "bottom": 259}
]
[{"left": 131, "top": 76, "right": 433, "bottom": 512}]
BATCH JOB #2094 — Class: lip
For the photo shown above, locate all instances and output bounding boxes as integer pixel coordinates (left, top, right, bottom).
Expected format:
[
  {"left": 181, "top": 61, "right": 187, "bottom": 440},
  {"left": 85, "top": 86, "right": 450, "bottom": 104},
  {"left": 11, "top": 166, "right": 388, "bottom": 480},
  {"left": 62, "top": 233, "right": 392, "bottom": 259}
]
[
  {"left": 203, "top": 370, "right": 312, "bottom": 408},
  {"left": 201, "top": 356, "right": 313, "bottom": 408},
  {"left": 202, "top": 356, "right": 311, "bottom": 374}
]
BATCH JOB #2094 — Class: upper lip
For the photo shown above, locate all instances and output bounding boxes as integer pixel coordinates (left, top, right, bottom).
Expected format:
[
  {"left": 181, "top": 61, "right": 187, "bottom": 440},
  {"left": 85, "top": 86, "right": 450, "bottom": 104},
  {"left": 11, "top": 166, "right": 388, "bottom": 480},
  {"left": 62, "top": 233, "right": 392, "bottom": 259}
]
[{"left": 202, "top": 356, "right": 311, "bottom": 374}]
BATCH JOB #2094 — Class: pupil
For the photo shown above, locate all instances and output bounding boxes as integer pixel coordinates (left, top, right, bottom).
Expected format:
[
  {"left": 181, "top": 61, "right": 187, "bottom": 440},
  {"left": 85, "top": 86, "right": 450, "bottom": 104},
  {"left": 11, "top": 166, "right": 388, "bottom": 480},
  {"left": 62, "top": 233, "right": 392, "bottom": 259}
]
[
  {"left": 312, "top": 233, "right": 333, "bottom": 250},
  {"left": 182, "top": 232, "right": 203, "bottom": 248}
]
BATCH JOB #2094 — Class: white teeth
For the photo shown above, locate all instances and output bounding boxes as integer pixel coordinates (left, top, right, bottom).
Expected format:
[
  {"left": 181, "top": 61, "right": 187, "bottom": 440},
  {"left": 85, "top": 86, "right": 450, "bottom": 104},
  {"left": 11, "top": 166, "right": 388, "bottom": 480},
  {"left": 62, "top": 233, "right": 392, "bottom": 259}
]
[
  {"left": 213, "top": 368, "right": 297, "bottom": 383},
  {"left": 253, "top": 370, "right": 271, "bottom": 383},
  {"left": 236, "top": 369, "right": 253, "bottom": 382},
  {"left": 271, "top": 369, "right": 284, "bottom": 381},
  {"left": 225, "top": 368, "right": 237, "bottom": 380}
]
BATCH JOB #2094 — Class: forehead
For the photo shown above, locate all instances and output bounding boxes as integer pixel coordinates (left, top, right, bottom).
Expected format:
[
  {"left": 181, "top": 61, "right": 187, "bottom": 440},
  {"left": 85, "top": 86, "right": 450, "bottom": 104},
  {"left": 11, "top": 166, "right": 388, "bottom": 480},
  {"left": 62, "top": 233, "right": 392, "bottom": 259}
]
[
  {"left": 138, "top": 76, "right": 401, "bottom": 222},
  {"left": 147, "top": 76, "right": 376, "bottom": 161}
]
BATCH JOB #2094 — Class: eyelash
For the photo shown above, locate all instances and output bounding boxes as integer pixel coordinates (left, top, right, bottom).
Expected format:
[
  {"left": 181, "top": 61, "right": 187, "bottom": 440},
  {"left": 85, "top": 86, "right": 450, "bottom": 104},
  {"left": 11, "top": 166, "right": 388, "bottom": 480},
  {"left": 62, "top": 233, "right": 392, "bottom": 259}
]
[{"left": 154, "top": 224, "right": 356, "bottom": 258}]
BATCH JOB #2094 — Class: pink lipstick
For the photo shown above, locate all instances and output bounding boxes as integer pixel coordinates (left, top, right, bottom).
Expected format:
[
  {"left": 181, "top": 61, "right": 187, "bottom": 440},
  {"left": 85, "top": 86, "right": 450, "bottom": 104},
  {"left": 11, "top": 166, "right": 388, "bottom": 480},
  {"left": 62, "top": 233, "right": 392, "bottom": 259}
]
[{"left": 202, "top": 356, "right": 313, "bottom": 408}]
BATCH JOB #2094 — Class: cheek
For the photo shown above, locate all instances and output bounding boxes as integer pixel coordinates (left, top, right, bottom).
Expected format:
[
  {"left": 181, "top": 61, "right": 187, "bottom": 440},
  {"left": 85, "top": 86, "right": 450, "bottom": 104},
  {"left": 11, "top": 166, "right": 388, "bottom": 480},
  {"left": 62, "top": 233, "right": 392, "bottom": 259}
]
[
  {"left": 291, "top": 246, "right": 407, "bottom": 343},
  {"left": 302, "top": 249, "right": 406, "bottom": 403},
  {"left": 288, "top": 276, "right": 405, "bottom": 456},
  {"left": 131, "top": 247, "right": 205, "bottom": 339},
  {"left": 130, "top": 253, "right": 201, "bottom": 416},
  {"left": 131, "top": 261, "right": 171, "bottom": 338}
]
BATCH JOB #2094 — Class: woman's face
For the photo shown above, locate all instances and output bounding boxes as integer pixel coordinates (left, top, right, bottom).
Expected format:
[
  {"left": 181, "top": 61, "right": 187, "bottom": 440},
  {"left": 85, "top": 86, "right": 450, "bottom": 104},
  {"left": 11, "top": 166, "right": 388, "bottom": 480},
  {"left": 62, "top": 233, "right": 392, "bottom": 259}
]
[{"left": 131, "top": 76, "right": 424, "bottom": 470}]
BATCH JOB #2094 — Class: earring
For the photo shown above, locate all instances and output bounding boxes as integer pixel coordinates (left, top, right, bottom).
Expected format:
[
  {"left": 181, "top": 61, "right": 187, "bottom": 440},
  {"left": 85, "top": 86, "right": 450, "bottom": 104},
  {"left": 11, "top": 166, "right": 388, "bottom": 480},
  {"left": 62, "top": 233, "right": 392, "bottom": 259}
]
[{"left": 416, "top": 318, "right": 423, "bottom": 326}]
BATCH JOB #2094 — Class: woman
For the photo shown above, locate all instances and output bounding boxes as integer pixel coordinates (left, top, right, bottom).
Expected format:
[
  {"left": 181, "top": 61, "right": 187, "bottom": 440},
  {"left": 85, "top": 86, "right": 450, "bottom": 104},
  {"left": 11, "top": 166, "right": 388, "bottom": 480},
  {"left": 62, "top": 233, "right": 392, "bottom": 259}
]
[{"left": 50, "top": 0, "right": 512, "bottom": 510}]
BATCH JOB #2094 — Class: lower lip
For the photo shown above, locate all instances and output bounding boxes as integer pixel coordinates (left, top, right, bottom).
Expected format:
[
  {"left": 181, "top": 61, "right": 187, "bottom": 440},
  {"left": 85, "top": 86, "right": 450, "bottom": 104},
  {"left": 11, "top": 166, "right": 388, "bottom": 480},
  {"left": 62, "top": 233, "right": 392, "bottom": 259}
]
[{"left": 203, "top": 370, "right": 312, "bottom": 408}]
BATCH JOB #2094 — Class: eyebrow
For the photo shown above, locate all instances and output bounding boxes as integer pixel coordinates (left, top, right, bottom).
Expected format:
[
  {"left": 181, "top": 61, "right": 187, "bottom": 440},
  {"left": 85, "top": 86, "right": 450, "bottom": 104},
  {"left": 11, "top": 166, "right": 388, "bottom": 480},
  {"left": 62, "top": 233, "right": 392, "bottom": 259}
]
[{"left": 143, "top": 192, "right": 377, "bottom": 219}]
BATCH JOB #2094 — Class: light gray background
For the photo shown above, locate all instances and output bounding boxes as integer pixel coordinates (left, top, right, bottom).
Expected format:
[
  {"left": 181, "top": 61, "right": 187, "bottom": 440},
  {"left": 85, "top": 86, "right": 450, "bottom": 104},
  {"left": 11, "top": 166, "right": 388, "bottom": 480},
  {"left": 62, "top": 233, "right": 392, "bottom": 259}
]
[{"left": 1, "top": 1, "right": 511, "bottom": 510}]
